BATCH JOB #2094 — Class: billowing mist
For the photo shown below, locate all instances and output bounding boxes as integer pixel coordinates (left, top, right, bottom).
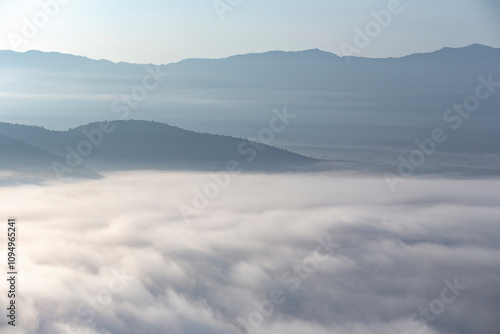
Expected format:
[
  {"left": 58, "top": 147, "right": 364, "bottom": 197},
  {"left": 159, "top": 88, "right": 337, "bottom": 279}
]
[{"left": 0, "top": 171, "right": 498, "bottom": 334}]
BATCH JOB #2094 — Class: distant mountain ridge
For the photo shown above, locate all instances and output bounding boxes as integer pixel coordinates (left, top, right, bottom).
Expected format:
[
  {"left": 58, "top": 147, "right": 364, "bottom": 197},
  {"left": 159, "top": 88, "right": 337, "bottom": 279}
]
[
  {"left": 1, "top": 44, "right": 497, "bottom": 67},
  {"left": 2, "top": 44, "right": 497, "bottom": 95}
]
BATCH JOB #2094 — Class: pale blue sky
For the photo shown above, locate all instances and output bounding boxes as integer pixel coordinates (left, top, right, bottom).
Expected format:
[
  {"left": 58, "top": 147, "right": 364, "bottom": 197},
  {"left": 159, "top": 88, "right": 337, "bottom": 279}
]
[{"left": 0, "top": 0, "right": 499, "bottom": 64}]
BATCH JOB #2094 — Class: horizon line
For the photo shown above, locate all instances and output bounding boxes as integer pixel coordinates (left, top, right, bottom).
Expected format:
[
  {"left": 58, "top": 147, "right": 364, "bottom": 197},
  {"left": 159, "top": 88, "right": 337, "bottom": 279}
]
[{"left": 0, "top": 43, "right": 497, "bottom": 67}]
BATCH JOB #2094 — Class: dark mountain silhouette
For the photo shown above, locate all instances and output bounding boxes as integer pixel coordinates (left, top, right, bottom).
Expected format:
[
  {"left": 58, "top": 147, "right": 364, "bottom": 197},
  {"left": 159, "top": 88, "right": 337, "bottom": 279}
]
[
  {"left": 0, "top": 133, "right": 100, "bottom": 179},
  {"left": 0, "top": 121, "right": 321, "bottom": 178}
]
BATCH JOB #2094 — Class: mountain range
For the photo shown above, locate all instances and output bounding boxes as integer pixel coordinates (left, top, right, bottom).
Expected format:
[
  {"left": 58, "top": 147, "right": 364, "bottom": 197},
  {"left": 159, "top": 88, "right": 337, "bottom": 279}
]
[{"left": 1, "top": 44, "right": 499, "bottom": 179}]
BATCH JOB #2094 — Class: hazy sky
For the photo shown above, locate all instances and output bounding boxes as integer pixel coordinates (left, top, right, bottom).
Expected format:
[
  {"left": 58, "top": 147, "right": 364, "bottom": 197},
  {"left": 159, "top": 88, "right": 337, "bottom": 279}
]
[{"left": 1, "top": 0, "right": 499, "bottom": 64}]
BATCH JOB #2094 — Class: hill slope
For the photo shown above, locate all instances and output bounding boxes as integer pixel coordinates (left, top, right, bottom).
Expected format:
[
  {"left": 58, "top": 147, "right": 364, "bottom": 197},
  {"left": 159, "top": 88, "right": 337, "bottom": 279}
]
[
  {"left": 0, "top": 121, "right": 320, "bottom": 176},
  {"left": 0, "top": 133, "right": 100, "bottom": 180}
]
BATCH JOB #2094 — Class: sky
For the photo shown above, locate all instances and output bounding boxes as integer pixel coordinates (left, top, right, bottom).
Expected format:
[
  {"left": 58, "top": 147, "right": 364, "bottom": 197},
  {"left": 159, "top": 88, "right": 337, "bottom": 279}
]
[{"left": 0, "top": 0, "right": 499, "bottom": 64}]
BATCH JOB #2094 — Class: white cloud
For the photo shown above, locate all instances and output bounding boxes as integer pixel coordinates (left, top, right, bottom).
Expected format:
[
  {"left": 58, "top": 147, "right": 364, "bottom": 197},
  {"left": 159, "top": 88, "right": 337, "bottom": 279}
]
[{"left": 0, "top": 171, "right": 498, "bottom": 333}]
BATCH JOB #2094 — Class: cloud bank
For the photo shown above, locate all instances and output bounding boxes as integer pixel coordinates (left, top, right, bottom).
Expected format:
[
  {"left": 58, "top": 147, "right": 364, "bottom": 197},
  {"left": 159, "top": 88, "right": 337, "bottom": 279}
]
[{"left": 0, "top": 171, "right": 499, "bottom": 334}]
